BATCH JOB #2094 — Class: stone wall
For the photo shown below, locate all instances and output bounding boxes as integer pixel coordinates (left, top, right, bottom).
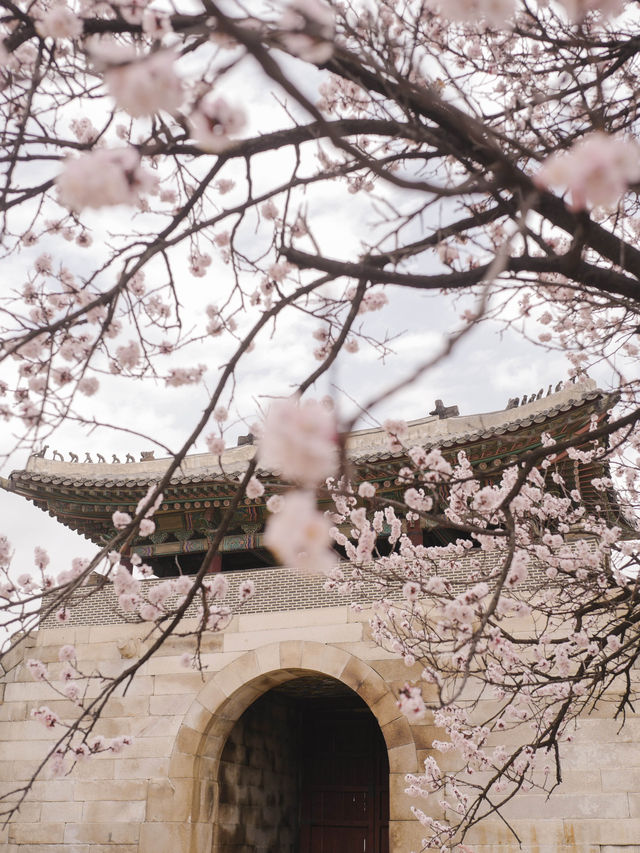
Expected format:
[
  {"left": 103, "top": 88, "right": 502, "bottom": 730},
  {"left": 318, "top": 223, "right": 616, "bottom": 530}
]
[
  {"left": 2, "top": 600, "right": 640, "bottom": 853},
  {"left": 215, "top": 691, "right": 300, "bottom": 853}
]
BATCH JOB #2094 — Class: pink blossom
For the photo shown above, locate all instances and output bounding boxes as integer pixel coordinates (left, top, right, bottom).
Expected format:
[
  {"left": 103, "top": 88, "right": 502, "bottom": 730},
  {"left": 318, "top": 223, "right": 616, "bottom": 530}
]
[
  {"left": 261, "top": 200, "right": 279, "bottom": 220},
  {"left": 558, "top": 0, "right": 623, "bottom": 20},
  {"left": 64, "top": 683, "right": 81, "bottom": 702},
  {"left": 403, "top": 581, "right": 421, "bottom": 602},
  {"left": 35, "top": 4, "right": 83, "bottom": 40},
  {"left": 245, "top": 476, "right": 265, "bottom": 500},
  {"left": 279, "top": 0, "right": 335, "bottom": 63},
  {"left": 106, "top": 51, "right": 184, "bottom": 117},
  {"left": 142, "top": 9, "right": 172, "bottom": 37},
  {"left": 189, "top": 97, "right": 247, "bottom": 153},
  {"left": 238, "top": 579, "right": 255, "bottom": 601},
  {"left": 27, "top": 659, "right": 48, "bottom": 681},
  {"left": 397, "top": 684, "right": 426, "bottom": 720},
  {"left": 35, "top": 253, "right": 53, "bottom": 275},
  {"left": 56, "top": 148, "right": 157, "bottom": 212},
  {"left": 136, "top": 485, "right": 163, "bottom": 517},
  {"left": 204, "top": 573, "right": 229, "bottom": 600},
  {"left": 116, "top": 340, "right": 140, "bottom": 370},
  {"left": 139, "top": 518, "right": 155, "bottom": 537},
  {"left": 58, "top": 644, "right": 76, "bottom": 662},
  {"left": 535, "top": 132, "right": 640, "bottom": 212},
  {"left": 358, "top": 482, "right": 376, "bottom": 498},
  {"left": 206, "top": 434, "right": 225, "bottom": 455},
  {"left": 358, "top": 290, "right": 388, "bottom": 313},
  {"left": 213, "top": 405, "right": 228, "bottom": 423},
  {"left": 266, "top": 494, "right": 284, "bottom": 513},
  {"left": 165, "top": 365, "right": 206, "bottom": 387},
  {"left": 258, "top": 396, "right": 337, "bottom": 486},
  {"left": 34, "top": 546, "right": 50, "bottom": 569},
  {"left": 31, "top": 706, "right": 60, "bottom": 728},
  {"left": 0, "top": 535, "right": 12, "bottom": 567},
  {"left": 112, "top": 511, "right": 132, "bottom": 529},
  {"left": 108, "top": 735, "right": 133, "bottom": 754},
  {"left": 264, "top": 490, "right": 336, "bottom": 574},
  {"left": 77, "top": 376, "right": 99, "bottom": 396}
]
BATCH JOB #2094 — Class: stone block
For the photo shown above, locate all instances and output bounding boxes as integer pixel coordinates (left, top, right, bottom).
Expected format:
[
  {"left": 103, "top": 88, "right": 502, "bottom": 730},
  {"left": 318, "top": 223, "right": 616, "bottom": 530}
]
[
  {"left": 4, "top": 682, "right": 59, "bottom": 703},
  {"left": 465, "top": 817, "right": 565, "bottom": 846},
  {"left": 88, "top": 623, "right": 146, "bottom": 644},
  {"left": 139, "top": 820, "right": 191, "bottom": 852},
  {"left": 603, "top": 769, "right": 640, "bottom": 792},
  {"left": 8, "top": 823, "right": 65, "bottom": 844},
  {"left": 64, "top": 822, "right": 141, "bottom": 844},
  {"left": 564, "top": 819, "right": 640, "bottom": 845},
  {"left": 101, "top": 696, "right": 150, "bottom": 718},
  {"left": 111, "top": 674, "right": 154, "bottom": 697},
  {"left": 153, "top": 672, "right": 206, "bottom": 695},
  {"left": 215, "top": 651, "right": 260, "bottom": 697},
  {"left": 389, "top": 772, "right": 415, "bottom": 820},
  {"left": 382, "top": 715, "right": 413, "bottom": 750},
  {"left": 75, "top": 779, "right": 147, "bottom": 801},
  {"left": 563, "top": 742, "right": 640, "bottom": 770},
  {"left": 115, "top": 757, "right": 170, "bottom": 780},
  {"left": 237, "top": 606, "right": 347, "bottom": 633},
  {"left": 40, "top": 801, "right": 83, "bottom": 823},
  {"left": 501, "top": 792, "right": 629, "bottom": 821},
  {"left": 149, "top": 694, "right": 193, "bottom": 716},
  {"left": 354, "top": 671, "right": 389, "bottom": 709},
  {"left": 197, "top": 679, "right": 228, "bottom": 716},
  {"left": 371, "top": 692, "right": 402, "bottom": 727},
  {"left": 0, "top": 700, "right": 27, "bottom": 721},
  {"left": 81, "top": 799, "right": 146, "bottom": 823},
  {"left": 3, "top": 802, "right": 41, "bottom": 823},
  {"left": 279, "top": 640, "right": 303, "bottom": 669},
  {"left": 182, "top": 700, "right": 211, "bottom": 735},
  {"left": 73, "top": 758, "right": 115, "bottom": 779},
  {"left": 299, "top": 642, "right": 350, "bottom": 679},
  {"left": 254, "top": 643, "right": 281, "bottom": 675},
  {"left": 35, "top": 626, "right": 78, "bottom": 646},
  {"left": 175, "top": 725, "right": 202, "bottom": 757},
  {"left": 146, "top": 777, "right": 193, "bottom": 822},
  {"left": 388, "top": 743, "right": 418, "bottom": 773},
  {"left": 110, "top": 735, "right": 175, "bottom": 759},
  {"left": 223, "top": 622, "right": 362, "bottom": 653},
  {"left": 28, "top": 780, "right": 74, "bottom": 802}
]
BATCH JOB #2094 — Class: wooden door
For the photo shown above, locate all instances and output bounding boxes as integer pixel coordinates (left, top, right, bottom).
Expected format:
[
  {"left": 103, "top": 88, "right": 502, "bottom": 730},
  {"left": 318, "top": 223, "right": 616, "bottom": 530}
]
[{"left": 300, "top": 708, "right": 389, "bottom": 853}]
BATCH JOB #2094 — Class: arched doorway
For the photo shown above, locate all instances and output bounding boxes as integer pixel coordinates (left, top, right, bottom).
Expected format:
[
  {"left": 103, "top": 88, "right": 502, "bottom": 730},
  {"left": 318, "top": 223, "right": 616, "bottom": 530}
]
[{"left": 214, "top": 675, "right": 389, "bottom": 853}]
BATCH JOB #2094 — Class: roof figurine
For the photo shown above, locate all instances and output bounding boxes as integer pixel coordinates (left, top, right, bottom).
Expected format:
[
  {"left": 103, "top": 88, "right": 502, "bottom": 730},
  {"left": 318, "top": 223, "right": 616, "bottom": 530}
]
[{"left": 429, "top": 399, "right": 460, "bottom": 419}]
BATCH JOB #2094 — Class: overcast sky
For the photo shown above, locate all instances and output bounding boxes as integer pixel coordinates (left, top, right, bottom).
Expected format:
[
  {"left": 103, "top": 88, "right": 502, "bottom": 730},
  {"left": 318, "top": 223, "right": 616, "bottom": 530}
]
[{"left": 0, "top": 34, "right": 609, "bottom": 583}]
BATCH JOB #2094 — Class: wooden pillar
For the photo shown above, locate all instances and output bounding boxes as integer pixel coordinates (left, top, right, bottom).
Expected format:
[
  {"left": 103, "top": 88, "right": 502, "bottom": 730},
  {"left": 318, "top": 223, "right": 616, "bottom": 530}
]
[
  {"left": 406, "top": 519, "right": 422, "bottom": 546},
  {"left": 206, "top": 552, "right": 222, "bottom": 573}
]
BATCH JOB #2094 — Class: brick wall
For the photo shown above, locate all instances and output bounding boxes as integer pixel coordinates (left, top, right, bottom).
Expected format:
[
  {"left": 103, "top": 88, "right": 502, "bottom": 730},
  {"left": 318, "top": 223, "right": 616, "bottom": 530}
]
[{"left": 39, "top": 549, "right": 551, "bottom": 629}]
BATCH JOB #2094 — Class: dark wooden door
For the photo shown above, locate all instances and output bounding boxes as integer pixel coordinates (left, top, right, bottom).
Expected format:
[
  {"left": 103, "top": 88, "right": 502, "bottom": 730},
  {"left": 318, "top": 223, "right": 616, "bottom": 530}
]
[{"left": 300, "top": 708, "right": 389, "bottom": 853}]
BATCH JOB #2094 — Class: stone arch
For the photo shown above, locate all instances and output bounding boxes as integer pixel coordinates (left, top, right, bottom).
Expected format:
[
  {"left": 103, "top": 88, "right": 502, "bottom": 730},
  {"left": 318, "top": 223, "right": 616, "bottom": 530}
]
[{"left": 139, "top": 640, "right": 419, "bottom": 853}]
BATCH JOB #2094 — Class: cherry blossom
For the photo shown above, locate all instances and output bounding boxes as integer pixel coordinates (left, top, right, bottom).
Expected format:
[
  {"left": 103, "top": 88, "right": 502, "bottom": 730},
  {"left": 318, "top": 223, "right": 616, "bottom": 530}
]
[
  {"left": 535, "top": 133, "right": 640, "bottom": 212},
  {"left": 56, "top": 149, "right": 157, "bottom": 212},
  {"left": 189, "top": 97, "right": 247, "bottom": 153},
  {"left": 35, "top": 4, "right": 83, "bottom": 40},
  {"left": 258, "top": 396, "right": 337, "bottom": 486},
  {"left": 105, "top": 51, "right": 184, "bottom": 118},
  {"left": 264, "top": 490, "right": 336, "bottom": 575}
]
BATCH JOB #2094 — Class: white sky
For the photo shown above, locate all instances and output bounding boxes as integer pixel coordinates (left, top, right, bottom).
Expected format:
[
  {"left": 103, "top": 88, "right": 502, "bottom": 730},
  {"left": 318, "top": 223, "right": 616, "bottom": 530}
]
[{"left": 0, "top": 24, "right": 615, "bottom": 578}]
